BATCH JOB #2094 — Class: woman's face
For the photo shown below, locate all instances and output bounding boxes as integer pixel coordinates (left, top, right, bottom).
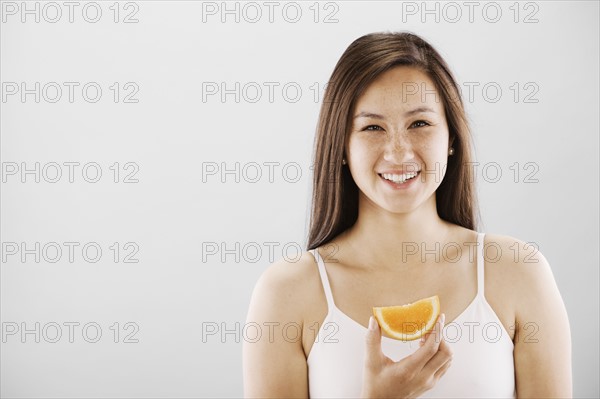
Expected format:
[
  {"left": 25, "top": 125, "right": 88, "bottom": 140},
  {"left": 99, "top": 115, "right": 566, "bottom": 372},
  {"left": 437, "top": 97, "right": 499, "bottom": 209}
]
[{"left": 346, "top": 66, "right": 451, "bottom": 214}]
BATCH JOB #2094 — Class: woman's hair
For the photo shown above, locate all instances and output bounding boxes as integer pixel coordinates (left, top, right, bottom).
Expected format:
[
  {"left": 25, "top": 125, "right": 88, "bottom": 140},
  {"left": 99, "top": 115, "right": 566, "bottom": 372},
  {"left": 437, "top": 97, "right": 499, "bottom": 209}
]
[{"left": 307, "top": 31, "right": 480, "bottom": 250}]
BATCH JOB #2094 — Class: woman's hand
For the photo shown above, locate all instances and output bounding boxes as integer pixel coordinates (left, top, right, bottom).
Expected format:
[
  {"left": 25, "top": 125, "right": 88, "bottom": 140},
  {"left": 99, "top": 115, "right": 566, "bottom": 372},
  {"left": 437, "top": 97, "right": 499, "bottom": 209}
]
[{"left": 361, "top": 314, "right": 452, "bottom": 398}]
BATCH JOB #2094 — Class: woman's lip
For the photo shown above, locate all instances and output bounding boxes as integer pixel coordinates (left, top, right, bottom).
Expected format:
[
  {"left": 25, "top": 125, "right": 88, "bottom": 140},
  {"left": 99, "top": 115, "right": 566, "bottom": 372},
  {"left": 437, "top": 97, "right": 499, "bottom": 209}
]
[
  {"left": 378, "top": 170, "right": 421, "bottom": 175},
  {"left": 378, "top": 171, "right": 420, "bottom": 188}
]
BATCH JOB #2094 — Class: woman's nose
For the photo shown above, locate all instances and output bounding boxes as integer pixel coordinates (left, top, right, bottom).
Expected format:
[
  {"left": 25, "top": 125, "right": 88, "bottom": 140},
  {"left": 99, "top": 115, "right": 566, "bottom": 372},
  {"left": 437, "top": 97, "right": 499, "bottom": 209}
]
[{"left": 383, "top": 132, "right": 413, "bottom": 162}]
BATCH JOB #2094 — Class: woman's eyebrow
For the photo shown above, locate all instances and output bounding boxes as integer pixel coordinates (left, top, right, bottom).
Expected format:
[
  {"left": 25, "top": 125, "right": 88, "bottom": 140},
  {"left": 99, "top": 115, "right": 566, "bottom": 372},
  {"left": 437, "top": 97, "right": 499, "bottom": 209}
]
[
  {"left": 404, "top": 106, "right": 436, "bottom": 116},
  {"left": 353, "top": 111, "right": 385, "bottom": 120},
  {"left": 353, "top": 106, "right": 436, "bottom": 120}
]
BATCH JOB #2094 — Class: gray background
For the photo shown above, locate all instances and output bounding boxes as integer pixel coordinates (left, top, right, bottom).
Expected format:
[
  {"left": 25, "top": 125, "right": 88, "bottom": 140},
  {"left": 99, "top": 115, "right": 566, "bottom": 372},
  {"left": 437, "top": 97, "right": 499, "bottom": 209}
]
[{"left": 1, "top": 0, "right": 598, "bottom": 397}]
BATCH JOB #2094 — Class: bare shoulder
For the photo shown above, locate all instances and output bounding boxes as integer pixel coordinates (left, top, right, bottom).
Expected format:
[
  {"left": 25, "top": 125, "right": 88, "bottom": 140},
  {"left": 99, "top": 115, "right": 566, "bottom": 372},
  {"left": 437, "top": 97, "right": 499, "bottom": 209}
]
[
  {"left": 248, "top": 251, "right": 323, "bottom": 322},
  {"left": 483, "top": 233, "right": 552, "bottom": 278},
  {"left": 483, "top": 233, "right": 560, "bottom": 318}
]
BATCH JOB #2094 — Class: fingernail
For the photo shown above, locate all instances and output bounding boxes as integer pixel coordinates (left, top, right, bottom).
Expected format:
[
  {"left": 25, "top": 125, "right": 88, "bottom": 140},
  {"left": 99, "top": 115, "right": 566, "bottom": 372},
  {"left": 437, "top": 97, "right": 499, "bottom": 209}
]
[
  {"left": 368, "top": 316, "right": 376, "bottom": 331},
  {"left": 441, "top": 313, "right": 446, "bottom": 325}
]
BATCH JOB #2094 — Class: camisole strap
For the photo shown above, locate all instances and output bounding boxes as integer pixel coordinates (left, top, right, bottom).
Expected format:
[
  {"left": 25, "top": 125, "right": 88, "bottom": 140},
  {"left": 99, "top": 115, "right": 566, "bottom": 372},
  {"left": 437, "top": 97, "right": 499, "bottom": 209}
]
[
  {"left": 310, "top": 248, "right": 336, "bottom": 311},
  {"left": 476, "top": 232, "right": 486, "bottom": 297}
]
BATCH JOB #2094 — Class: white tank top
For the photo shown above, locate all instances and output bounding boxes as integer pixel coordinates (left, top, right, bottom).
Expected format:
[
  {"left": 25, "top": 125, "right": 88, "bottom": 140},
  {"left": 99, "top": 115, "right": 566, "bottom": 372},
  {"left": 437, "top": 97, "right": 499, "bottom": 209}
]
[{"left": 307, "top": 232, "right": 516, "bottom": 398}]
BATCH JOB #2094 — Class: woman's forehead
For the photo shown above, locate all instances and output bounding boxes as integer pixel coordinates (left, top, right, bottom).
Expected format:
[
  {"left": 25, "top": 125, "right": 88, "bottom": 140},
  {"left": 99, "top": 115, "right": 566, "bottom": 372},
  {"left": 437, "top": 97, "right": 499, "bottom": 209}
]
[{"left": 356, "top": 67, "right": 443, "bottom": 115}]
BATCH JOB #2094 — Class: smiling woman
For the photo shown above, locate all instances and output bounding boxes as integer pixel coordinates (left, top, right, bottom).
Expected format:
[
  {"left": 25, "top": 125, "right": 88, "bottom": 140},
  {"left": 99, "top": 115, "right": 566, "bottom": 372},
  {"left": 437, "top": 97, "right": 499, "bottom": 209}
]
[{"left": 243, "top": 32, "right": 572, "bottom": 398}]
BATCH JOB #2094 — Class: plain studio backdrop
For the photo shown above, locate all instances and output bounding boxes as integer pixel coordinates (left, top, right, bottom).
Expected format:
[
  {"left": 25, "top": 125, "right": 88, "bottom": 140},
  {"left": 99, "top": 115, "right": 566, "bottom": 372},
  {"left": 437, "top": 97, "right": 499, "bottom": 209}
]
[{"left": 1, "top": 1, "right": 598, "bottom": 397}]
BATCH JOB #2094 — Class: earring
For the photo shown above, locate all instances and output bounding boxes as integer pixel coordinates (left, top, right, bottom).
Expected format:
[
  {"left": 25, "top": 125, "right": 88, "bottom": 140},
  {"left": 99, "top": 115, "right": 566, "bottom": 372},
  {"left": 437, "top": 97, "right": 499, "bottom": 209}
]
[
  {"left": 448, "top": 147, "right": 454, "bottom": 156},
  {"left": 342, "top": 158, "right": 347, "bottom": 165}
]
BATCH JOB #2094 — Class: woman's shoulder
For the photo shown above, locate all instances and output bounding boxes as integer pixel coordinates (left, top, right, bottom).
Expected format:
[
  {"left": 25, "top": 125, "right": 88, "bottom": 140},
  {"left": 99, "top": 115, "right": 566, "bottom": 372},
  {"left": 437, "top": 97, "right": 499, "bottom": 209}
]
[
  {"left": 249, "top": 251, "right": 324, "bottom": 319},
  {"left": 482, "top": 232, "right": 556, "bottom": 300},
  {"left": 448, "top": 227, "right": 551, "bottom": 286},
  {"left": 255, "top": 250, "right": 320, "bottom": 291},
  {"left": 482, "top": 232, "right": 550, "bottom": 270}
]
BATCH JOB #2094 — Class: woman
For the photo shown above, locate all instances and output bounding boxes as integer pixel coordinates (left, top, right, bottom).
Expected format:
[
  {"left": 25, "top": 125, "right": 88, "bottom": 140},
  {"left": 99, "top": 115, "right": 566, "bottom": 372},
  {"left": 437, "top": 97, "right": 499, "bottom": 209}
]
[{"left": 243, "top": 32, "right": 572, "bottom": 397}]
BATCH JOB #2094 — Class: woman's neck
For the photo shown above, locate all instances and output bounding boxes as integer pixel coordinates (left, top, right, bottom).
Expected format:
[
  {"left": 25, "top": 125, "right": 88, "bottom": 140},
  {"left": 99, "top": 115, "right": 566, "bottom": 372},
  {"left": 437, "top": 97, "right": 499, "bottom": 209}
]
[{"left": 340, "top": 194, "right": 454, "bottom": 270}]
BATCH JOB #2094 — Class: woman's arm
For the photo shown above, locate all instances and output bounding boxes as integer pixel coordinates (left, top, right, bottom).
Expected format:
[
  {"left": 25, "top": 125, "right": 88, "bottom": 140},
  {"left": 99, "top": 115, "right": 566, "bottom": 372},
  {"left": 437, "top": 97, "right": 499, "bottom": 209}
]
[
  {"left": 243, "top": 257, "right": 310, "bottom": 398},
  {"left": 512, "top": 241, "right": 572, "bottom": 397}
]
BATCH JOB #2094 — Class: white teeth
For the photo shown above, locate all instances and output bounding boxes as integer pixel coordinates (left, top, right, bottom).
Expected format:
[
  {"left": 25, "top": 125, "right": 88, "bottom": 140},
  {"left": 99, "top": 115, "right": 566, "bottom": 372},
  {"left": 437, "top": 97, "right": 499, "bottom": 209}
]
[{"left": 381, "top": 172, "right": 418, "bottom": 184}]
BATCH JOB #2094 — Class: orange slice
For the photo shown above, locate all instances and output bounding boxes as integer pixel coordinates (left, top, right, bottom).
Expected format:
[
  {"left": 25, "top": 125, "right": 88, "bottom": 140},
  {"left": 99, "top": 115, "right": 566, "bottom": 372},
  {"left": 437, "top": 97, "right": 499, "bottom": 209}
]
[{"left": 372, "top": 295, "right": 440, "bottom": 341}]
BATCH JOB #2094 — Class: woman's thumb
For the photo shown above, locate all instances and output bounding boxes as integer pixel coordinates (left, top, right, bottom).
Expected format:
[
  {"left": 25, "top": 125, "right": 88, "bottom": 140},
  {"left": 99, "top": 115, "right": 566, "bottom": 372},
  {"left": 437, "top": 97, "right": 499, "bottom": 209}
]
[{"left": 364, "top": 316, "right": 382, "bottom": 369}]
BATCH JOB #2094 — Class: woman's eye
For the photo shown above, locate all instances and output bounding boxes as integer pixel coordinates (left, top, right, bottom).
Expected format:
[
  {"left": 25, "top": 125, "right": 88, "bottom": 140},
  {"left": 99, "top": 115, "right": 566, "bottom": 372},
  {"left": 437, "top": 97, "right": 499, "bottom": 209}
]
[
  {"left": 410, "top": 120, "right": 431, "bottom": 128},
  {"left": 362, "top": 125, "right": 383, "bottom": 131}
]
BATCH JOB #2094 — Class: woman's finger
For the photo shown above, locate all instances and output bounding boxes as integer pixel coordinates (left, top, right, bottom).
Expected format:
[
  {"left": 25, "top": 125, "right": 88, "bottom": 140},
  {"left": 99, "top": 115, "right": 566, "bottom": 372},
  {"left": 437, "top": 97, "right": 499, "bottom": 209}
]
[
  {"left": 406, "top": 314, "right": 445, "bottom": 370},
  {"left": 364, "top": 316, "right": 384, "bottom": 371},
  {"left": 422, "top": 342, "right": 452, "bottom": 376},
  {"left": 433, "top": 359, "right": 452, "bottom": 380}
]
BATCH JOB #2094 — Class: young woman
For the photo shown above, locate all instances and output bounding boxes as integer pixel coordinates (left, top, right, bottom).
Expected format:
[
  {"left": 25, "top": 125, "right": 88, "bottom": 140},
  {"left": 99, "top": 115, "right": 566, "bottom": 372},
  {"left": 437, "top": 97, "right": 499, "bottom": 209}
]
[{"left": 243, "top": 32, "right": 572, "bottom": 398}]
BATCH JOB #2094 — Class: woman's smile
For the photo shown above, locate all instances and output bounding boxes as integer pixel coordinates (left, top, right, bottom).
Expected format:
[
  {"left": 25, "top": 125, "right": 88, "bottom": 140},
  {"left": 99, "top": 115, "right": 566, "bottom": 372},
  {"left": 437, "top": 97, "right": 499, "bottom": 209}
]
[{"left": 378, "top": 170, "right": 421, "bottom": 189}]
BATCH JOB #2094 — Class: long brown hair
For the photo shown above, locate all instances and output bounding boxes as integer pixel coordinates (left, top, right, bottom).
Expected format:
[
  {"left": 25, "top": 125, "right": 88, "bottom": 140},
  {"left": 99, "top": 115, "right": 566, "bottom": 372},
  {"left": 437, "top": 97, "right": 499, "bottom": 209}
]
[{"left": 307, "top": 32, "right": 480, "bottom": 250}]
